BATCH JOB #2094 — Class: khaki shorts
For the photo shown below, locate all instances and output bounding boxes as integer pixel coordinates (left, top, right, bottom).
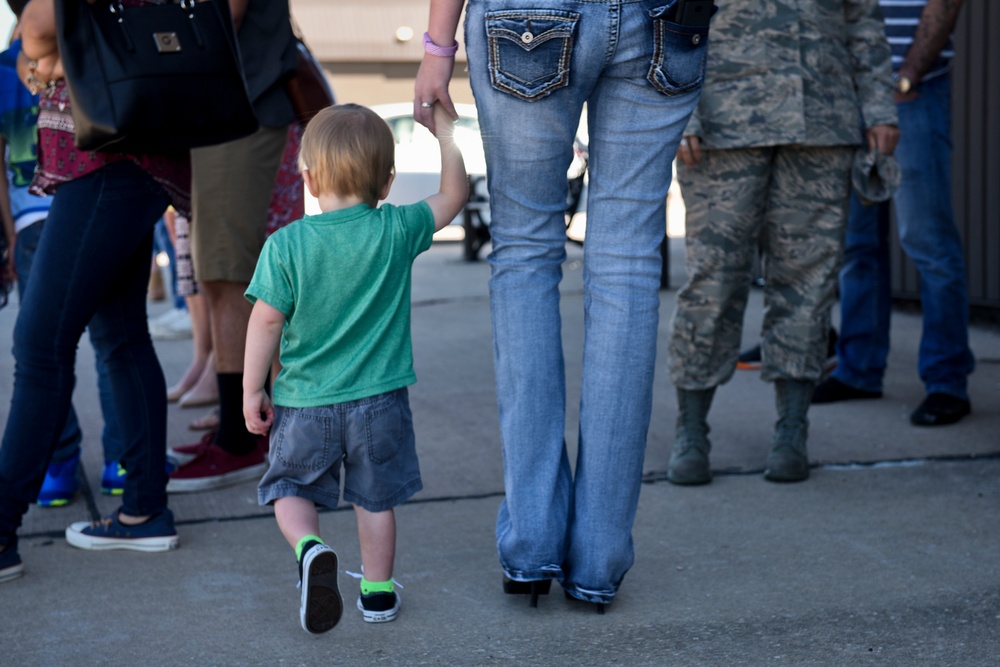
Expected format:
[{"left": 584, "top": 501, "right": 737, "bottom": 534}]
[{"left": 190, "top": 125, "right": 289, "bottom": 284}]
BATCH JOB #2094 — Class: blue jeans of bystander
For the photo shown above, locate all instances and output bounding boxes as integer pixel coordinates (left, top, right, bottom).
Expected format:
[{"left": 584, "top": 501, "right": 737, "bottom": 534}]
[
  {"left": 0, "top": 161, "right": 171, "bottom": 547},
  {"left": 834, "top": 74, "right": 974, "bottom": 399},
  {"left": 15, "top": 221, "right": 125, "bottom": 467}
]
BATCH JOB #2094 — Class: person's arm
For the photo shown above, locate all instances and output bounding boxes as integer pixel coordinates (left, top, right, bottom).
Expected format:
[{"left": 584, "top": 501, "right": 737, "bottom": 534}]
[
  {"left": 17, "top": 0, "right": 61, "bottom": 92},
  {"left": 243, "top": 299, "right": 285, "bottom": 435},
  {"left": 897, "top": 0, "right": 965, "bottom": 91},
  {"left": 228, "top": 0, "right": 248, "bottom": 30},
  {"left": 844, "top": 0, "right": 899, "bottom": 154},
  {"left": 423, "top": 103, "right": 468, "bottom": 232},
  {"left": 18, "top": 0, "right": 56, "bottom": 60},
  {"left": 414, "top": 0, "right": 465, "bottom": 133}
]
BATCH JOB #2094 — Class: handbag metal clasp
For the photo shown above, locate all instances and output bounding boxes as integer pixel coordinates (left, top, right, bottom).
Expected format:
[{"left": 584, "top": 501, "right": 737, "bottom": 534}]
[{"left": 153, "top": 32, "right": 182, "bottom": 53}]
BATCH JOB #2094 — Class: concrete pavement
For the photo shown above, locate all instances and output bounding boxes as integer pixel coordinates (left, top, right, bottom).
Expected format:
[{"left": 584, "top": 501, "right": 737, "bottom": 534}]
[{"left": 1, "top": 239, "right": 998, "bottom": 666}]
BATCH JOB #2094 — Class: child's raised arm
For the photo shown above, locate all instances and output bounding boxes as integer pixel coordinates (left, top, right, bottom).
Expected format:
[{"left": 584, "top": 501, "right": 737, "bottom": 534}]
[
  {"left": 423, "top": 103, "right": 469, "bottom": 232},
  {"left": 243, "top": 299, "right": 285, "bottom": 435}
]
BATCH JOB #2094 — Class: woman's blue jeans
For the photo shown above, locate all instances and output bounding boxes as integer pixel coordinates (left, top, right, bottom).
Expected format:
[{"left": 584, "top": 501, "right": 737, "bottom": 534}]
[
  {"left": 0, "top": 161, "right": 171, "bottom": 545},
  {"left": 834, "top": 74, "right": 974, "bottom": 399},
  {"left": 466, "top": 0, "right": 708, "bottom": 602},
  {"left": 15, "top": 221, "right": 124, "bottom": 467}
]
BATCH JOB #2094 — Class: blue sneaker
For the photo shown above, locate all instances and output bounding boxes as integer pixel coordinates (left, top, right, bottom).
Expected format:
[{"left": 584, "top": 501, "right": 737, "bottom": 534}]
[
  {"left": 37, "top": 450, "right": 81, "bottom": 507},
  {"left": 102, "top": 460, "right": 178, "bottom": 495},
  {"left": 65, "top": 508, "right": 179, "bottom": 552},
  {"left": 0, "top": 542, "right": 23, "bottom": 583},
  {"left": 101, "top": 461, "right": 127, "bottom": 496}
]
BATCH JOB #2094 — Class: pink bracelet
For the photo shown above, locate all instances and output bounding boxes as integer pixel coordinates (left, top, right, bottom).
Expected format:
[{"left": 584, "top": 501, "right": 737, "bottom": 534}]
[{"left": 423, "top": 31, "right": 459, "bottom": 57}]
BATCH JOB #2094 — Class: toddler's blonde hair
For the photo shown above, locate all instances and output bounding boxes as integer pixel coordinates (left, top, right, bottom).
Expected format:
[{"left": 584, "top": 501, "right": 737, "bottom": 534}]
[{"left": 298, "top": 104, "right": 395, "bottom": 207}]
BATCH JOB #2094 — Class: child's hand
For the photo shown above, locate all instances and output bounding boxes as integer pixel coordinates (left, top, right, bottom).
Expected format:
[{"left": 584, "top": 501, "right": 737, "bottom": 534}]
[
  {"left": 243, "top": 389, "right": 274, "bottom": 436},
  {"left": 431, "top": 102, "right": 457, "bottom": 142}
]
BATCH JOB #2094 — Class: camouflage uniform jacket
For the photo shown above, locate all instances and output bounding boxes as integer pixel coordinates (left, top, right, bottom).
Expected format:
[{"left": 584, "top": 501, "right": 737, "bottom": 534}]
[{"left": 685, "top": 0, "right": 898, "bottom": 149}]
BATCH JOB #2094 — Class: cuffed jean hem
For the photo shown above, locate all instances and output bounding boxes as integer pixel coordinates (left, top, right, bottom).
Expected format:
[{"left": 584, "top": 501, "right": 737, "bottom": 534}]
[
  {"left": 562, "top": 583, "right": 618, "bottom": 605},
  {"left": 501, "top": 564, "right": 564, "bottom": 583}
]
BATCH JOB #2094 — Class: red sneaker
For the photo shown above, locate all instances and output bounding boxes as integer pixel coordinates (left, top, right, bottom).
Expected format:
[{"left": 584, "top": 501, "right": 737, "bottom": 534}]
[
  {"left": 167, "top": 431, "right": 216, "bottom": 467},
  {"left": 167, "top": 442, "right": 267, "bottom": 493}
]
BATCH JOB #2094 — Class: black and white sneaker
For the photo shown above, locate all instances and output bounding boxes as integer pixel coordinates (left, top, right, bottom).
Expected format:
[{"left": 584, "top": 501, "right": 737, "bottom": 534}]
[
  {"left": 300, "top": 544, "right": 343, "bottom": 634},
  {"left": 357, "top": 591, "right": 400, "bottom": 623}
]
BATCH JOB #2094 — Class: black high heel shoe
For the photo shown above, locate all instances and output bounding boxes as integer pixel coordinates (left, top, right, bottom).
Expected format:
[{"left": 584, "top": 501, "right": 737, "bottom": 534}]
[
  {"left": 503, "top": 576, "right": 552, "bottom": 608},
  {"left": 564, "top": 590, "right": 607, "bottom": 614}
]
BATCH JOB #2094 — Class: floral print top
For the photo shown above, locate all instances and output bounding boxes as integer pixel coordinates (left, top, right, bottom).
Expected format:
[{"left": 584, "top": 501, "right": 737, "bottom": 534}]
[{"left": 31, "top": 75, "right": 191, "bottom": 217}]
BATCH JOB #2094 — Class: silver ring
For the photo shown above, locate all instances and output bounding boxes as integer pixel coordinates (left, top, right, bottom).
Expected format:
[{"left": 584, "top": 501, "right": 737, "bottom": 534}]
[
  {"left": 421, "top": 102, "right": 433, "bottom": 108},
  {"left": 680, "top": 138, "right": 689, "bottom": 146}
]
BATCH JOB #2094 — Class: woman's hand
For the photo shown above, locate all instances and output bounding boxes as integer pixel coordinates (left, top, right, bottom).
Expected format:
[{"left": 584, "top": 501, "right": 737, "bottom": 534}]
[{"left": 414, "top": 52, "right": 457, "bottom": 135}]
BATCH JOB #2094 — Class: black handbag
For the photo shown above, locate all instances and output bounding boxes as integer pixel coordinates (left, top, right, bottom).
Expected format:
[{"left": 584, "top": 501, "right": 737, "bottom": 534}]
[
  {"left": 54, "top": 0, "right": 259, "bottom": 153},
  {"left": 285, "top": 38, "right": 335, "bottom": 125}
]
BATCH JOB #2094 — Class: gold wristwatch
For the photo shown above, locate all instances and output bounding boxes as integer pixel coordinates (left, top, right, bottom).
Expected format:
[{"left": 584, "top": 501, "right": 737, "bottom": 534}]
[{"left": 895, "top": 74, "right": 913, "bottom": 94}]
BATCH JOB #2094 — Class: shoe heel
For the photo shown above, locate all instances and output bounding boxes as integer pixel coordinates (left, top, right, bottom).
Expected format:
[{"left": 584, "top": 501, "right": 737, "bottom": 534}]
[
  {"left": 502, "top": 576, "right": 552, "bottom": 607},
  {"left": 563, "top": 590, "right": 609, "bottom": 615}
]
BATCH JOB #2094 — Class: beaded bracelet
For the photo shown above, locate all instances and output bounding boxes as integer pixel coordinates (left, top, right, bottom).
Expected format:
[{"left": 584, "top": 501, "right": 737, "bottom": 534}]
[{"left": 25, "top": 59, "right": 43, "bottom": 95}]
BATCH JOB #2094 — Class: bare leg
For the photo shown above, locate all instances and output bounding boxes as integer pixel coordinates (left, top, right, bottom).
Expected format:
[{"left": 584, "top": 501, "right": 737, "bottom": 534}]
[
  {"left": 167, "top": 293, "right": 213, "bottom": 400},
  {"left": 275, "top": 496, "right": 322, "bottom": 551},
  {"left": 354, "top": 506, "right": 396, "bottom": 582},
  {"left": 179, "top": 351, "right": 218, "bottom": 407},
  {"left": 203, "top": 280, "right": 252, "bottom": 374}
]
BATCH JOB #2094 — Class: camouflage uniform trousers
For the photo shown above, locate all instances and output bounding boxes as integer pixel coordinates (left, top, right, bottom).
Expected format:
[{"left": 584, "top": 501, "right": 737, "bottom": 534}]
[{"left": 669, "top": 145, "right": 853, "bottom": 390}]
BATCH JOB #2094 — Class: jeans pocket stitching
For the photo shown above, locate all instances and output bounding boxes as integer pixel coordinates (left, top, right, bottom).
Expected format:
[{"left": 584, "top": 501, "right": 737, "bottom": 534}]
[
  {"left": 364, "top": 395, "right": 403, "bottom": 465},
  {"left": 485, "top": 10, "right": 580, "bottom": 102},
  {"left": 275, "top": 409, "right": 331, "bottom": 471},
  {"left": 647, "top": 14, "right": 710, "bottom": 97}
]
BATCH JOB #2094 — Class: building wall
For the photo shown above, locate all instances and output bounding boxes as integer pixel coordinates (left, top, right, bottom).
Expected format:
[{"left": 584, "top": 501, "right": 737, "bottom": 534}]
[{"left": 291, "top": 0, "right": 475, "bottom": 107}]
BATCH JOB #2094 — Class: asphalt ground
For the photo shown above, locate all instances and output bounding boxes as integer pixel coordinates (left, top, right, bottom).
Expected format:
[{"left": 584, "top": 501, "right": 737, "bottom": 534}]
[{"left": 1, "top": 239, "right": 998, "bottom": 666}]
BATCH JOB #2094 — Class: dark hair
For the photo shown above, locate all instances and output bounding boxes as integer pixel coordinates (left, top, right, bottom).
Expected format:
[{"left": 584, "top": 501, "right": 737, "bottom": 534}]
[{"left": 7, "top": 0, "right": 29, "bottom": 18}]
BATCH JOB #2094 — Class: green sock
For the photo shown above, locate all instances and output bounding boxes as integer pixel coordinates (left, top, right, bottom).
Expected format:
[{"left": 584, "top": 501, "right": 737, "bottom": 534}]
[
  {"left": 294, "top": 534, "right": 324, "bottom": 561},
  {"left": 360, "top": 577, "right": 394, "bottom": 595}
]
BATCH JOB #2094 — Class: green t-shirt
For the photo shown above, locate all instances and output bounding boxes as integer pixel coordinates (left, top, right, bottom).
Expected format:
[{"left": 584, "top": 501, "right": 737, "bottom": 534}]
[{"left": 246, "top": 202, "right": 435, "bottom": 407}]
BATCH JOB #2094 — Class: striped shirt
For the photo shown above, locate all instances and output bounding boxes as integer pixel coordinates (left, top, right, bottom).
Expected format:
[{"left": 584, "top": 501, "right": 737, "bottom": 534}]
[{"left": 880, "top": 0, "right": 955, "bottom": 79}]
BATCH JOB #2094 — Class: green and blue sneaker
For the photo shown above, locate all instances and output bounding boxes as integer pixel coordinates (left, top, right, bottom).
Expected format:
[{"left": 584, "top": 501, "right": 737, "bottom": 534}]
[
  {"left": 101, "top": 461, "right": 126, "bottom": 496},
  {"left": 37, "top": 449, "right": 81, "bottom": 507}
]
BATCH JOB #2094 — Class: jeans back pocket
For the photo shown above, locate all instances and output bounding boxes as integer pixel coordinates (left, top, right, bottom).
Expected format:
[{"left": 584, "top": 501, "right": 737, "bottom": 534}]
[
  {"left": 647, "top": 4, "right": 712, "bottom": 96},
  {"left": 485, "top": 9, "right": 580, "bottom": 101},
  {"left": 363, "top": 391, "right": 407, "bottom": 465}
]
